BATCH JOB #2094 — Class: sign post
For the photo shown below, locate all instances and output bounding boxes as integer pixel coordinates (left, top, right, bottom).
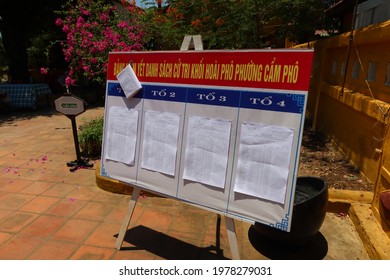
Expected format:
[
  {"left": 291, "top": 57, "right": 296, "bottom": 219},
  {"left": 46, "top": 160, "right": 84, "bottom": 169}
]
[{"left": 54, "top": 89, "right": 93, "bottom": 172}]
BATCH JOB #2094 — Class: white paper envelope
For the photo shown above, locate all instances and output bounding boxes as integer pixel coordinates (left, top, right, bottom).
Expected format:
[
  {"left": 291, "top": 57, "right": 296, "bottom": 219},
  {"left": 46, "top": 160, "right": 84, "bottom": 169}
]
[{"left": 116, "top": 64, "right": 142, "bottom": 99}]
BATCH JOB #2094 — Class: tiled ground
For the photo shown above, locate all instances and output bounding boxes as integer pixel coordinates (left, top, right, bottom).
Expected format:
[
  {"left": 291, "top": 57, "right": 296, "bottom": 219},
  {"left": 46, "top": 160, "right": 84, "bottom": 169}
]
[{"left": 0, "top": 106, "right": 370, "bottom": 260}]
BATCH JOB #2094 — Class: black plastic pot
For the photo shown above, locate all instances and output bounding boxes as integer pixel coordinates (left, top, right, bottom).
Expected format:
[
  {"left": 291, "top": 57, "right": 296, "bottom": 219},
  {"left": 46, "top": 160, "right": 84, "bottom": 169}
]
[{"left": 254, "top": 176, "right": 328, "bottom": 247}]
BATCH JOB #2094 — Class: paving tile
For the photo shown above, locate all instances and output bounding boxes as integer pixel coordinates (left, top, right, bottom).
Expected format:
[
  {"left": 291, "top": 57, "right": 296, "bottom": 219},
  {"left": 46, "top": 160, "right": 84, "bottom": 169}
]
[
  {"left": 27, "top": 240, "right": 79, "bottom": 260},
  {"left": 0, "top": 179, "right": 33, "bottom": 193},
  {"left": 104, "top": 203, "right": 132, "bottom": 224},
  {"left": 113, "top": 249, "right": 160, "bottom": 260},
  {"left": 19, "top": 196, "right": 60, "bottom": 213},
  {"left": 70, "top": 245, "right": 115, "bottom": 260},
  {"left": 21, "top": 169, "right": 65, "bottom": 183},
  {"left": 19, "top": 215, "right": 67, "bottom": 238},
  {"left": 92, "top": 191, "right": 126, "bottom": 204},
  {"left": 158, "top": 234, "right": 202, "bottom": 260},
  {"left": 73, "top": 201, "right": 116, "bottom": 221},
  {"left": 0, "top": 235, "right": 45, "bottom": 260},
  {"left": 0, "top": 193, "right": 36, "bottom": 210},
  {"left": 0, "top": 159, "right": 29, "bottom": 169},
  {"left": 52, "top": 219, "right": 99, "bottom": 243},
  {"left": 0, "top": 209, "right": 12, "bottom": 222},
  {"left": 84, "top": 223, "right": 120, "bottom": 248},
  {"left": 66, "top": 186, "right": 99, "bottom": 201},
  {"left": 41, "top": 183, "right": 80, "bottom": 198},
  {"left": 19, "top": 181, "right": 54, "bottom": 195},
  {"left": 45, "top": 198, "right": 88, "bottom": 217},
  {"left": 0, "top": 232, "right": 13, "bottom": 246},
  {"left": 0, "top": 191, "right": 12, "bottom": 203},
  {"left": 0, "top": 212, "right": 39, "bottom": 233},
  {"left": 135, "top": 207, "right": 172, "bottom": 231},
  {"left": 0, "top": 177, "right": 12, "bottom": 186}
]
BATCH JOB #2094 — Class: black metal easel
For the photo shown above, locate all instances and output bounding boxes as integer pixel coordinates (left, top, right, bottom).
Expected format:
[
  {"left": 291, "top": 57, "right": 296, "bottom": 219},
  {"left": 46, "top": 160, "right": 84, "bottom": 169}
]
[{"left": 55, "top": 87, "right": 94, "bottom": 172}]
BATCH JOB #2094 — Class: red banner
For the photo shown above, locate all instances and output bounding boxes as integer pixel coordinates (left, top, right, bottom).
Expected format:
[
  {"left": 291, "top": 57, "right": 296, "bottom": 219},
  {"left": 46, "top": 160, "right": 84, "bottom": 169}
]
[{"left": 107, "top": 50, "right": 313, "bottom": 91}]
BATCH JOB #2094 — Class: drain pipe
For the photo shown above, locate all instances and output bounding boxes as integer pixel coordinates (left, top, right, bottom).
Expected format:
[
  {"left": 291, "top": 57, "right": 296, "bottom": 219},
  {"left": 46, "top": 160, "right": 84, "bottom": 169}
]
[{"left": 341, "top": 0, "right": 359, "bottom": 97}]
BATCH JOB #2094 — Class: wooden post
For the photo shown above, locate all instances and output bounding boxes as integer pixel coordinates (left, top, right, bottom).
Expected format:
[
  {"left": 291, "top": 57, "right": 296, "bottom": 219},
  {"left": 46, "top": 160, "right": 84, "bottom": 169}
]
[
  {"left": 180, "top": 35, "right": 203, "bottom": 51},
  {"left": 225, "top": 216, "right": 241, "bottom": 260},
  {"left": 115, "top": 186, "right": 141, "bottom": 250}
]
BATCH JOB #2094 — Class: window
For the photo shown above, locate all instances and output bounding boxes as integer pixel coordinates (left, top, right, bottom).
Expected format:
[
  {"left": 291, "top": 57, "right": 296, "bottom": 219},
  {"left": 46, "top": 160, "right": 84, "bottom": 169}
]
[
  {"left": 367, "top": 62, "right": 377, "bottom": 82},
  {"left": 340, "top": 61, "right": 346, "bottom": 77},
  {"left": 385, "top": 63, "right": 390, "bottom": 86},
  {"left": 331, "top": 61, "right": 337, "bottom": 75},
  {"left": 352, "top": 60, "right": 360, "bottom": 79}
]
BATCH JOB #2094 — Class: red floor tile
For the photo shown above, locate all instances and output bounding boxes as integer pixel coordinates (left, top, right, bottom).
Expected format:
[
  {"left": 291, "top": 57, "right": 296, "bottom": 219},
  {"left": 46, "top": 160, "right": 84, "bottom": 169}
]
[
  {"left": 0, "top": 179, "right": 33, "bottom": 193},
  {"left": 0, "top": 235, "right": 45, "bottom": 260},
  {"left": 45, "top": 198, "right": 88, "bottom": 217},
  {"left": 113, "top": 249, "right": 160, "bottom": 260},
  {"left": 27, "top": 240, "right": 79, "bottom": 260},
  {"left": 19, "top": 196, "right": 60, "bottom": 213},
  {"left": 0, "top": 193, "right": 37, "bottom": 210},
  {"left": 66, "top": 186, "right": 99, "bottom": 201},
  {"left": 41, "top": 183, "right": 79, "bottom": 198},
  {"left": 19, "top": 215, "right": 67, "bottom": 238},
  {"left": 0, "top": 209, "right": 12, "bottom": 222},
  {"left": 0, "top": 212, "right": 39, "bottom": 233},
  {"left": 0, "top": 232, "right": 13, "bottom": 246},
  {"left": 73, "top": 201, "right": 116, "bottom": 221},
  {"left": 52, "top": 219, "right": 99, "bottom": 243},
  {"left": 104, "top": 204, "right": 131, "bottom": 224},
  {"left": 0, "top": 191, "right": 12, "bottom": 203},
  {"left": 84, "top": 223, "right": 120, "bottom": 248},
  {"left": 92, "top": 191, "right": 126, "bottom": 204},
  {"left": 19, "top": 181, "right": 54, "bottom": 195},
  {"left": 136, "top": 207, "right": 172, "bottom": 231},
  {"left": 70, "top": 245, "right": 115, "bottom": 260}
]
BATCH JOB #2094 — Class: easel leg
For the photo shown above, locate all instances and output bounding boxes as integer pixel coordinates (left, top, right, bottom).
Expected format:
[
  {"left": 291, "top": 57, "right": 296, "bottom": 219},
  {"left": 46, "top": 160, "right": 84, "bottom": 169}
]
[
  {"left": 225, "top": 216, "right": 241, "bottom": 260},
  {"left": 115, "top": 187, "right": 141, "bottom": 250}
]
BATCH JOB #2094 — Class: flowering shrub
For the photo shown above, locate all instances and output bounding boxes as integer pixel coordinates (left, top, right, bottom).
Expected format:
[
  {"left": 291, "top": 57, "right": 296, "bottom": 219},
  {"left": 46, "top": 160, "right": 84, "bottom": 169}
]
[{"left": 56, "top": 0, "right": 145, "bottom": 86}]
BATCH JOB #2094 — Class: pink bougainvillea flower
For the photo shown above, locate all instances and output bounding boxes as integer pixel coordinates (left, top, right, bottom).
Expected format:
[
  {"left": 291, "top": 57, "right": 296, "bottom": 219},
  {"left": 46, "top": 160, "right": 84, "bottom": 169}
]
[
  {"left": 62, "top": 25, "right": 70, "bottom": 33},
  {"left": 55, "top": 18, "right": 63, "bottom": 26},
  {"left": 40, "top": 67, "right": 48, "bottom": 75},
  {"left": 65, "top": 76, "right": 76, "bottom": 86},
  {"left": 56, "top": 0, "right": 144, "bottom": 86}
]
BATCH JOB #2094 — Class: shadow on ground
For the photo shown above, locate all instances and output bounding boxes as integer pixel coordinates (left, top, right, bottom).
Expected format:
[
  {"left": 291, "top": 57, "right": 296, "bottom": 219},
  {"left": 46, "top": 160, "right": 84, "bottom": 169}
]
[
  {"left": 116, "top": 225, "right": 229, "bottom": 260},
  {"left": 0, "top": 107, "right": 60, "bottom": 126},
  {"left": 0, "top": 103, "right": 105, "bottom": 127},
  {"left": 248, "top": 225, "right": 328, "bottom": 260}
]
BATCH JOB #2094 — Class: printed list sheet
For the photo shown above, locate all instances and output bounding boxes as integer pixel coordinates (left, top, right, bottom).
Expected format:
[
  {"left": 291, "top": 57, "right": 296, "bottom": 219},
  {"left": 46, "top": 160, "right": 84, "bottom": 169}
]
[
  {"left": 183, "top": 116, "right": 231, "bottom": 189},
  {"left": 140, "top": 110, "right": 180, "bottom": 176},
  {"left": 234, "top": 123, "right": 294, "bottom": 204},
  {"left": 105, "top": 106, "right": 139, "bottom": 165}
]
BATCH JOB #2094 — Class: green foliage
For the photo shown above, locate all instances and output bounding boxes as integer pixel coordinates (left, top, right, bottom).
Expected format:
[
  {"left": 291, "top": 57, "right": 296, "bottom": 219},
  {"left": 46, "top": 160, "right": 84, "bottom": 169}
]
[
  {"left": 142, "top": 0, "right": 335, "bottom": 49},
  {"left": 56, "top": 0, "right": 145, "bottom": 86},
  {"left": 142, "top": 0, "right": 274, "bottom": 49},
  {"left": 262, "top": 0, "right": 333, "bottom": 43},
  {"left": 79, "top": 117, "right": 104, "bottom": 157}
]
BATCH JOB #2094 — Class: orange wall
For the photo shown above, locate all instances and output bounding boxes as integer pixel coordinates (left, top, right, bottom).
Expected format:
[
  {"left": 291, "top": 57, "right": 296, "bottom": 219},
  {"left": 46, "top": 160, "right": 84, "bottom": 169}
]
[{"left": 294, "top": 20, "right": 390, "bottom": 233}]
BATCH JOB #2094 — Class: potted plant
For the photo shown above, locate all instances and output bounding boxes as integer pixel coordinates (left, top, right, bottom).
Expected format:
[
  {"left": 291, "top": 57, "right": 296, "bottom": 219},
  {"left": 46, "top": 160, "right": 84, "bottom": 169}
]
[{"left": 79, "top": 117, "right": 104, "bottom": 158}]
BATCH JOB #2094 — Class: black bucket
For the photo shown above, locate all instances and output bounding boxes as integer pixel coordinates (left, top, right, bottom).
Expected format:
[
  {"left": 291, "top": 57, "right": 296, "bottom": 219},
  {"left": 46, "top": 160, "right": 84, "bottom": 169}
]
[{"left": 254, "top": 176, "right": 328, "bottom": 247}]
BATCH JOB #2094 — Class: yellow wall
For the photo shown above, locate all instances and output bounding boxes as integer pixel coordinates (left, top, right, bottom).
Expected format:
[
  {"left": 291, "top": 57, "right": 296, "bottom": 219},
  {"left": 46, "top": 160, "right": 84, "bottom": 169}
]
[{"left": 294, "top": 20, "right": 390, "bottom": 235}]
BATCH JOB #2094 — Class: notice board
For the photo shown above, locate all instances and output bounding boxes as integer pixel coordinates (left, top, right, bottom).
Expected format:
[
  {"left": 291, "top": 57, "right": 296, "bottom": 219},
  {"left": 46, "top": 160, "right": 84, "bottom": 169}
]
[{"left": 101, "top": 49, "right": 313, "bottom": 232}]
